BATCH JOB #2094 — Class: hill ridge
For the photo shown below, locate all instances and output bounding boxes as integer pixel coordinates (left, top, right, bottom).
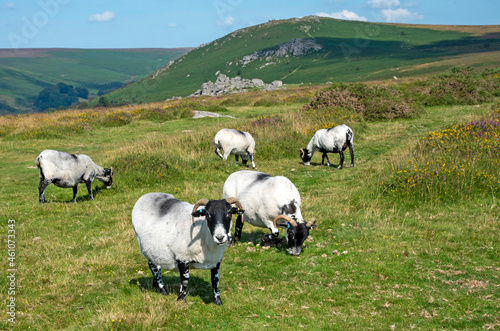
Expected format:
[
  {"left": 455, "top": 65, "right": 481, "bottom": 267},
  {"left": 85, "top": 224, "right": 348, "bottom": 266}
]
[{"left": 106, "top": 16, "right": 500, "bottom": 105}]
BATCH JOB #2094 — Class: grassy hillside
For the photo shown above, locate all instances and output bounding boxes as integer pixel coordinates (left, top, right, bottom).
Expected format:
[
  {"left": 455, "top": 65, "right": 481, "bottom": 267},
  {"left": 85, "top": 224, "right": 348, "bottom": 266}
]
[
  {"left": 107, "top": 16, "right": 500, "bottom": 104},
  {"left": 0, "top": 48, "right": 191, "bottom": 114},
  {"left": 0, "top": 69, "right": 498, "bottom": 329}
]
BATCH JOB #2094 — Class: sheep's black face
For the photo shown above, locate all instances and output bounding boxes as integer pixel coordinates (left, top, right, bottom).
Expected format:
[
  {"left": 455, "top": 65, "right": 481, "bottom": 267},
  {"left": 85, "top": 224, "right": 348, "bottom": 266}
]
[
  {"left": 194, "top": 200, "right": 238, "bottom": 246},
  {"left": 285, "top": 223, "right": 311, "bottom": 256},
  {"left": 300, "top": 148, "right": 312, "bottom": 165},
  {"left": 103, "top": 168, "right": 113, "bottom": 188}
]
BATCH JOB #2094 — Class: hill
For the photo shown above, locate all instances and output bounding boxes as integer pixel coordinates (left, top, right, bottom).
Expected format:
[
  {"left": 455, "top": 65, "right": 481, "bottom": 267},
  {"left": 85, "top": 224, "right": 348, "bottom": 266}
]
[
  {"left": 0, "top": 48, "right": 192, "bottom": 114},
  {"left": 106, "top": 16, "right": 500, "bottom": 104}
]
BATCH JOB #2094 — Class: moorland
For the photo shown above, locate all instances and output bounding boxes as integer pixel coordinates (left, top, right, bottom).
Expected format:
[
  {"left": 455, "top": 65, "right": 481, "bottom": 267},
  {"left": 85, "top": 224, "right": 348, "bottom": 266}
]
[{"left": 0, "top": 65, "right": 499, "bottom": 329}]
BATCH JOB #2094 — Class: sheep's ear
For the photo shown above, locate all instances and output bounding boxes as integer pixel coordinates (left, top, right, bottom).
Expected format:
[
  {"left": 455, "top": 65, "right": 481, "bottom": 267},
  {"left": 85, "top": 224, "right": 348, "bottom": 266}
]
[{"left": 191, "top": 208, "right": 206, "bottom": 217}]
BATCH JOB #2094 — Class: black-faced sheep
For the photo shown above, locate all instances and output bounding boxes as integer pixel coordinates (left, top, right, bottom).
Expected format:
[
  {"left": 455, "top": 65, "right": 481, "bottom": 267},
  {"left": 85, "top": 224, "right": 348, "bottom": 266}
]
[
  {"left": 222, "top": 170, "right": 316, "bottom": 256},
  {"left": 131, "top": 193, "right": 244, "bottom": 305}
]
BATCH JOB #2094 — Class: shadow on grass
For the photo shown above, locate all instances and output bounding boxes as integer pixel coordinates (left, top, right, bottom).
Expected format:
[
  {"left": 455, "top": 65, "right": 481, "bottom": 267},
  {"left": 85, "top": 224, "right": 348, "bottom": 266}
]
[
  {"left": 231, "top": 230, "right": 289, "bottom": 255},
  {"left": 41, "top": 183, "right": 109, "bottom": 203},
  {"left": 129, "top": 275, "right": 217, "bottom": 305}
]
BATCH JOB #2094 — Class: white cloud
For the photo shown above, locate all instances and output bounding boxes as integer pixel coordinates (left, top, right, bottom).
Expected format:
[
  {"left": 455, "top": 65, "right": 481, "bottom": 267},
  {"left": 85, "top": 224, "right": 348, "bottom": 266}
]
[
  {"left": 317, "top": 10, "right": 368, "bottom": 21},
  {"left": 380, "top": 8, "right": 423, "bottom": 22},
  {"left": 168, "top": 23, "right": 177, "bottom": 28},
  {"left": 367, "top": 0, "right": 400, "bottom": 9},
  {"left": 88, "top": 11, "right": 115, "bottom": 22},
  {"left": 218, "top": 15, "right": 235, "bottom": 26},
  {"left": 5, "top": 2, "right": 15, "bottom": 9}
]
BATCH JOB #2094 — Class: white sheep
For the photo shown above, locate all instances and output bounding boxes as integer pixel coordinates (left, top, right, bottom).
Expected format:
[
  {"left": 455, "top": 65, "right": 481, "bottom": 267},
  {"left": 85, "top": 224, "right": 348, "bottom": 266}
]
[
  {"left": 131, "top": 193, "right": 244, "bottom": 305},
  {"left": 214, "top": 128, "right": 256, "bottom": 168},
  {"left": 222, "top": 170, "right": 316, "bottom": 256},
  {"left": 300, "top": 124, "right": 354, "bottom": 169},
  {"left": 35, "top": 149, "right": 113, "bottom": 203}
]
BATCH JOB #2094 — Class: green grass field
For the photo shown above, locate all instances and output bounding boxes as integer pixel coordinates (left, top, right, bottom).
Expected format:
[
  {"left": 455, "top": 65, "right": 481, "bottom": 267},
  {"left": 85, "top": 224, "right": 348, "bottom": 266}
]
[{"left": 0, "top": 73, "right": 499, "bottom": 329}]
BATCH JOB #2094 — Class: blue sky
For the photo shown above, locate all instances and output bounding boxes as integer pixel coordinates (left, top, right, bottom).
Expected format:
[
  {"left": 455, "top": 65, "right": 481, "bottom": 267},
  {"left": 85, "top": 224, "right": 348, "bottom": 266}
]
[{"left": 1, "top": 0, "right": 499, "bottom": 49}]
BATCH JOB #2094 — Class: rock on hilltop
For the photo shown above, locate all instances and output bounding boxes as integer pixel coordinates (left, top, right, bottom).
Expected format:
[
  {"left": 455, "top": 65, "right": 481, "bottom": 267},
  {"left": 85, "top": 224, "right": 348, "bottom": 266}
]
[
  {"left": 191, "top": 74, "right": 283, "bottom": 97},
  {"left": 240, "top": 38, "right": 323, "bottom": 66}
]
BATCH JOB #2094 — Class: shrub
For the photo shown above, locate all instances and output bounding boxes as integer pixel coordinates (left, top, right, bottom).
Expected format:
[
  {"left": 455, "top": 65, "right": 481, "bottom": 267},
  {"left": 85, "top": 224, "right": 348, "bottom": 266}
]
[
  {"left": 302, "top": 67, "right": 500, "bottom": 122},
  {"left": 403, "top": 66, "right": 500, "bottom": 107},
  {"left": 384, "top": 108, "right": 500, "bottom": 204},
  {"left": 302, "top": 83, "right": 420, "bottom": 121},
  {"left": 101, "top": 111, "right": 132, "bottom": 127}
]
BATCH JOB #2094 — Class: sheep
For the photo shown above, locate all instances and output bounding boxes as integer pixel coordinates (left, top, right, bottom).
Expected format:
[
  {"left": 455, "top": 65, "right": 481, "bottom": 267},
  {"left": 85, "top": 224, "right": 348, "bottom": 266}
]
[
  {"left": 35, "top": 149, "right": 113, "bottom": 203},
  {"left": 131, "top": 193, "right": 244, "bottom": 305},
  {"left": 222, "top": 170, "right": 316, "bottom": 256},
  {"left": 214, "top": 128, "right": 256, "bottom": 168},
  {"left": 300, "top": 124, "right": 354, "bottom": 169}
]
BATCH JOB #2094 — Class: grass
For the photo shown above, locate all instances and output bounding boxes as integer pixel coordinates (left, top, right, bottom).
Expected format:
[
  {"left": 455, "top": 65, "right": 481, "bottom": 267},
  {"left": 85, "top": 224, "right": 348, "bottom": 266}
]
[{"left": 0, "top": 77, "right": 499, "bottom": 330}]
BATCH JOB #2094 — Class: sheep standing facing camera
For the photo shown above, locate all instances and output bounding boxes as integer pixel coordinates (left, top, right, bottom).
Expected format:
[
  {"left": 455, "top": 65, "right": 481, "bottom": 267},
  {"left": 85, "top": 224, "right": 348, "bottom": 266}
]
[{"left": 131, "top": 193, "right": 244, "bottom": 305}]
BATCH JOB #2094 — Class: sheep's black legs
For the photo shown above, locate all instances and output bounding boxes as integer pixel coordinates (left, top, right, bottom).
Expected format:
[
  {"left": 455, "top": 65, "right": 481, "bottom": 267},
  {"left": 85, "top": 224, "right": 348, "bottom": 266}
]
[
  {"left": 215, "top": 148, "right": 224, "bottom": 159},
  {"left": 261, "top": 231, "right": 280, "bottom": 244},
  {"left": 211, "top": 263, "right": 223, "bottom": 306},
  {"left": 235, "top": 155, "right": 240, "bottom": 166},
  {"left": 177, "top": 261, "right": 190, "bottom": 302},
  {"left": 38, "top": 179, "right": 50, "bottom": 203},
  {"left": 348, "top": 143, "right": 355, "bottom": 167},
  {"left": 85, "top": 181, "right": 94, "bottom": 200},
  {"left": 71, "top": 186, "right": 78, "bottom": 203},
  {"left": 322, "top": 153, "right": 331, "bottom": 167},
  {"left": 230, "top": 214, "right": 244, "bottom": 245},
  {"left": 148, "top": 261, "right": 167, "bottom": 295},
  {"left": 338, "top": 151, "right": 345, "bottom": 169}
]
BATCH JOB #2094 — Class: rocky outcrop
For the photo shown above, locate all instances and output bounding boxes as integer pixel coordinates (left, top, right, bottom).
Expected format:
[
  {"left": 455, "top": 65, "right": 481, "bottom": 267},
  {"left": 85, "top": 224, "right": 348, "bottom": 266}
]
[
  {"left": 191, "top": 74, "right": 283, "bottom": 97},
  {"left": 240, "top": 38, "right": 323, "bottom": 66}
]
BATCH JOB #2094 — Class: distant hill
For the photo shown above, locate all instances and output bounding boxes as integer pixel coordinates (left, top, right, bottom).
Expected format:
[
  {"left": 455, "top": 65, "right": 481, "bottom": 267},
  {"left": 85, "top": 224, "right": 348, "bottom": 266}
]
[
  {"left": 0, "top": 48, "right": 192, "bottom": 114},
  {"left": 106, "top": 16, "right": 500, "bottom": 105}
]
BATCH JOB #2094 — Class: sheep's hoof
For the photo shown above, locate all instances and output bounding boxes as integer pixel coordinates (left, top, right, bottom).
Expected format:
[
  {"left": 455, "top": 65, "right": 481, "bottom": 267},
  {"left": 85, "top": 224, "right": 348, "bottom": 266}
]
[
  {"left": 261, "top": 235, "right": 283, "bottom": 246},
  {"left": 177, "top": 291, "right": 187, "bottom": 302},
  {"left": 214, "top": 297, "right": 223, "bottom": 306},
  {"left": 159, "top": 287, "right": 167, "bottom": 296},
  {"left": 229, "top": 235, "right": 241, "bottom": 247}
]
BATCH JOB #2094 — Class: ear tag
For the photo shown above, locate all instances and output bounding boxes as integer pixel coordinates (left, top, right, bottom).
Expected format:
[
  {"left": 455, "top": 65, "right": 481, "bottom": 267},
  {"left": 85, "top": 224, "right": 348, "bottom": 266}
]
[
  {"left": 287, "top": 223, "right": 291, "bottom": 229},
  {"left": 199, "top": 208, "right": 204, "bottom": 213}
]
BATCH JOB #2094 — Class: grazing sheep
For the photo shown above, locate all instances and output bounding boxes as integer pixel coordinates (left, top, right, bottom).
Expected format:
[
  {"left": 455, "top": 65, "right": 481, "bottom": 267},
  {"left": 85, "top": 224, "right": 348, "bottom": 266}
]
[
  {"left": 300, "top": 124, "right": 354, "bottom": 169},
  {"left": 214, "top": 128, "right": 256, "bottom": 168},
  {"left": 222, "top": 170, "right": 316, "bottom": 256},
  {"left": 35, "top": 149, "right": 113, "bottom": 203},
  {"left": 131, "top": 193, "right": 244, "bottom": 305}
]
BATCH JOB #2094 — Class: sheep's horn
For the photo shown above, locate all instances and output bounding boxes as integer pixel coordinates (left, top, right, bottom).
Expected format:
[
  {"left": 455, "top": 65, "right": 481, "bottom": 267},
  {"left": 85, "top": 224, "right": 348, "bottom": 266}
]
[
  {"left": 273, "top": 214, "right": 297, "bottom": 228},
  {"left": 110, "top": 167, "right": 114, "bottom": 176},
  {"left": 225, "top": 197, "right": 244, "bottom": 213},
  {"left": 192, "top": 199, "right": 209, "bottom": 223},
  {"left": 299, "top": 148, "right": 304, "bottom": 158},
  {"left": 306, "top": 218, "right": 316, "bottom": 228}
]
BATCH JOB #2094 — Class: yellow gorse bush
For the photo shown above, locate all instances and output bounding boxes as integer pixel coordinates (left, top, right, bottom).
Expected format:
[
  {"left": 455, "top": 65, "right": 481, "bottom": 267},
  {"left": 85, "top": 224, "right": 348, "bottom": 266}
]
[{"left": 387, "top": 109, "right": 500, "bottom": 202}]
